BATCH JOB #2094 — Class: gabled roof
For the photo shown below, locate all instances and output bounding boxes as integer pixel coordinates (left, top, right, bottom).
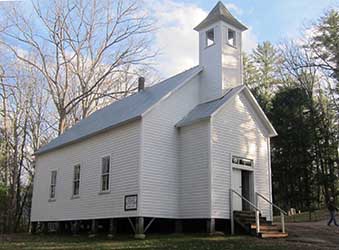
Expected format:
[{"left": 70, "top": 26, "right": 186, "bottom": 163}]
[
  {"left": 36, "top": 66, "right": 203, "bottom": 155},
  {"left": 176, "top": 85, "right": 277, "bottom": 137},
  {"left": 176, "top": 85, "right": 244, "bottom": 127},
  {"left": 194, "top": 1, "right": 247, "bottom": 31}
]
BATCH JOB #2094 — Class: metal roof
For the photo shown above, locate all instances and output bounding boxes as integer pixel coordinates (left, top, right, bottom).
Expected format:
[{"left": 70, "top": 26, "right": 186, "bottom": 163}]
[
  {"left": 36, "top": 66, "right": 203, "bottom": 155},
  {"left": 176, "top": 85, "right": 245, "bottom": 127},
  {"left": 194, "top": 1, "right": 247, "bottom": 31},
  {"left": 176, "top": 85, "right": 278, "bottom": 137}
]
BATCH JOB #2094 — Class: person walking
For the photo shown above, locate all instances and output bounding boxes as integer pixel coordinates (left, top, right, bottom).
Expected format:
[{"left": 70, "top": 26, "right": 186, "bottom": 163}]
[{"left": 327, "top": 197, "right": 339, "bottom": 226}]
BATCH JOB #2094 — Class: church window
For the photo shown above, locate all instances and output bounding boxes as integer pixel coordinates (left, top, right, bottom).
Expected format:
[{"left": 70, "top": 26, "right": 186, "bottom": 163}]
[
  {"left": 227, "top": 28, "right": 236, "bottom": 47},
  {"left": 206, "top": 28, "right": 215, "bottom": 47}
]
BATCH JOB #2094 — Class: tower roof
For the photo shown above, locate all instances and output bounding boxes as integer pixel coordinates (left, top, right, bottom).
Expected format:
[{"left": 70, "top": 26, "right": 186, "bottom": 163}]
[{"left": 194, "top": 1, "right": 247, "bottom": 31}]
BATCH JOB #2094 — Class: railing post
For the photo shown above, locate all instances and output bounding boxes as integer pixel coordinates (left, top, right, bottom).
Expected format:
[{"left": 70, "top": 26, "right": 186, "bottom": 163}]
[
  {"left": 281, "top": 212, "right": 285, "bottom": 233},
  {"left": 230, "top": 189, "right": 234, "bottom": 235},
  {"left": 255, "top": 210, "right": 260, "bottom": 235}
]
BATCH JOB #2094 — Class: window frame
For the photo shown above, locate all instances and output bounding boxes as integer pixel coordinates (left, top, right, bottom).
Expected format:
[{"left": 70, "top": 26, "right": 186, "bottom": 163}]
[
  {"left": 227, "top": 28, "right": 237, "bottom": 48},
  {"left": 100, "top": 156, "right": 111, "bottom": 193},
  {"left": 49, "top": 170, "right": 57, "bottom": 200},
  {"left": 205, "top": 28, "right": 215, "bottom": 47},
  {"left": 72, "top": 164, "right": 81, "bottom": 197}
]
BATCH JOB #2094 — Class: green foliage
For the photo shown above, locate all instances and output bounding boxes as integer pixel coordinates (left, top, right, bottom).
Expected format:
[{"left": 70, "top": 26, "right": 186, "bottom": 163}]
[
  {"left": 243, "top": 10, "right": 339, "bottom": 212},
  {"left": 243, "top": 41, "right": 281, "bottom": 113},
  {"left": 311, "top": 10, "right": 339, "bottom": 82},
  {"left": 270, "top": 87, "right": 316, "bottom": 210}
]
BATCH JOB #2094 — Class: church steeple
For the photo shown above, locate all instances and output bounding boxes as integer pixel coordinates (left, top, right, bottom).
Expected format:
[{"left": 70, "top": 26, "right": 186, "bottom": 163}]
[
  {"left": 194, "top": 1, "right": 247, "bottom": 32},
  {"left": 195, "top": 1, "right": 247, "bottom": 102}
]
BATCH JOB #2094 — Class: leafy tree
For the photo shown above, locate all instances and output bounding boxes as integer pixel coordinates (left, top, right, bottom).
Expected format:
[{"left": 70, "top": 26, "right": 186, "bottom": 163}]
[
  {"left": 310, "top": 10, "right": 339, "bottom": 82},
  {"left": 309, "top": 10, "right": 339, "bottom": 114},
  {"left": 243, "top": 41, "right": 281, "bottom": 112},
  {"left": 270, "top": 87, "right": 316, "bottom": 211}
]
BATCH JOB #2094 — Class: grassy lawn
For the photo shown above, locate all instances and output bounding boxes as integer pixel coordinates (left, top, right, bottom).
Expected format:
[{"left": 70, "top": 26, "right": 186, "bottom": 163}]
[{"left": 0, "top": 234, "right": 311, "bottom": 250}]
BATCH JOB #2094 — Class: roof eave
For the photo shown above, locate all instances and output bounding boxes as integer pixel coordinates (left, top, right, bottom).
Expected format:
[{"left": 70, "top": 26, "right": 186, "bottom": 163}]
[
  {"left": 194, "top": 15, "right": 248, "bottom": 32},
  {"left": 175, "top": 116, "right": 210, "bottom": 128},
  {"left": 242, "top": 87, "right": 278, "bottom": 137},
  {"left": 34, "top": 115, "right": 142, "bottom": 156}
]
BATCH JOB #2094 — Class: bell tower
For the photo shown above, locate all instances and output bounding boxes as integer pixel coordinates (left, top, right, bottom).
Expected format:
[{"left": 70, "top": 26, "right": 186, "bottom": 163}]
[{"left": 194, "top": 1, "right": 247, "bottom": 102}]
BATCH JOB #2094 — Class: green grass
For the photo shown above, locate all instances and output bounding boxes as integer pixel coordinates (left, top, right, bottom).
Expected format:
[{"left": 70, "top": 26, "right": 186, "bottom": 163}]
[
  {"left": 274, "top": 209, "right": 328, "bottom": 223},
  {"left": 0, "top": 233, "right": 308, "bottom": 250}
]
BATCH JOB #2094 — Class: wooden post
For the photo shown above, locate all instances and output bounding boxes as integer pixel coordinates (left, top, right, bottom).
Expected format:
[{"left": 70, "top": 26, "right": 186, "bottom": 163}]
[
  {"left": 230, "top": 190, "right": 235, "bottom": 235},
  {"left": 57, "top": 221, "right": 65, "bottom": 234},
  {"left": 73, "top": 221, "right": 80, "bottom": 236},
  {"left": 107, "top": 218, "right": 116, "bottom": 238},
  {"left": 175, "top": 220, "right": 183, "bottom": 234},
  {"left": 42, "top": 222, "right": 49, "bottom": 234},
  {"left": 134, "top": 217, "right": 145, "bottom": 239},
  {"left": 30, "top": 222, "right": 37, "bottom": 234},
  {"left": 207, "top": 218, "right": 215, "bottom": 235},
  {"left": 89, "top": 219, "right": 97, "bottom": 237},
  {"left": 281, "top": 212, "right": 285, "bottom": 233},
  {"left": 55, "top": 222, "right": 60, "bottom": 234},
  {"left": 255, "top": 210, "right": 260, "bottom": 235}
]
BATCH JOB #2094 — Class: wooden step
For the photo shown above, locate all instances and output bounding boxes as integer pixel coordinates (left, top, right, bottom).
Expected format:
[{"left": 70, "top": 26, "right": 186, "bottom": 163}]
[
  {"left": 260, "top": 232, "right": 288, "bottom": 239},
  {"left": 234, "top": 210, "right": 256, "bottom": 215},
  {"left": 235, "top": 218, "right": 268, "bottom": 224},
  {"left": 234, "top": 214, "right": 266, "bottom": 220},
  {"left": 234, "top": 211, "right": 261, "bottom": 217},
  {"left": 250, "top": 224, "right": 279, "bottom": 231}
]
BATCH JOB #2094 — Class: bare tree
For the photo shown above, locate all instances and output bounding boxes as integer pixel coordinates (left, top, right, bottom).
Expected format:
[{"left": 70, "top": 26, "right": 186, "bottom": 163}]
[
  {"left": 0, "top": 54, "right": 53, "bottom": 232},
  {"left": 0, "top": 0, "right": 156, "bottom": 134}
]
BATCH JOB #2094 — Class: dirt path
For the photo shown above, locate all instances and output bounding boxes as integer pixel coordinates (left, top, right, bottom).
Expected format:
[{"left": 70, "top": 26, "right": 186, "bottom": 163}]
[{"left": 286, "top": 220, "right": 339, "bottom": 249}]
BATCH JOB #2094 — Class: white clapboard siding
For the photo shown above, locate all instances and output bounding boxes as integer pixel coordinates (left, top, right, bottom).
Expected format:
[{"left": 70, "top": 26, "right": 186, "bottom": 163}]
[
  {"left": 179, "top": 121, "right": 211, "bottom": 218},
  {"left": 210, "top": 92, "right": 272, "bottom": 220},
  {"left": 31, "top": 121, "right": 141, "bottom": 222},
  {"left": 141, "top": 77, "right": 200, "bottom": 218}
]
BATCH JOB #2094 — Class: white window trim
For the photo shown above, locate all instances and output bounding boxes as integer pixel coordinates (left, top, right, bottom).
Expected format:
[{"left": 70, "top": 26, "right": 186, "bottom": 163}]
[
  {"left": 100, "top": 155, "right": 111, "bottom": 193},
  {"left": 49, "top": 170, "right": 57, "bottom": 201},
  {"left": 72, "top": 164, "right": 81, "bottom": 198}
]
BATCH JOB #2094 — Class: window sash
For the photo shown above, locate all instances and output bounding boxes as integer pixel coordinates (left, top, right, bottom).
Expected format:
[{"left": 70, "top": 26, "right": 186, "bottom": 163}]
[
  {"left": 50, "top": 185, "right": 56, "bottom": 199},
  {"left": 74, "top": 165, "right": 80, "bottom": 181},
  {"left": 101, "top": 156, "right": 110, "bottom": 191},
  {"left": 51, "top": 171, "right": 57, "bottom": 185},
  {"left": 73, "top": 165, "right": 80, "bottom": 196},
  {"left": 101, "top": 174, "right": 109, "bottom": 191},
  {"left": 73, "top": 180, "right": 80, "bottom": 196},
  {"left": 102, "top": 157, "right": 110, "bottom": 174},
  {"left": 50, "top": 171, "right": 57, "bottom": 199}
]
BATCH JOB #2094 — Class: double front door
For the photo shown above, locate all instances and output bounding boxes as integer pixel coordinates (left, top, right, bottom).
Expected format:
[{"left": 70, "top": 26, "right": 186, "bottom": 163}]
[{"left": 232, "top": 168, "right": 253, "bottom": 211}]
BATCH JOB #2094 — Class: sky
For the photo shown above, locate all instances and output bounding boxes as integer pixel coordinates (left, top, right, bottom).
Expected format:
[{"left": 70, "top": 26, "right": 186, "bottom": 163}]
[
  {"left": 1, "top": 0, "right": 338, "bottom": 79},
  {"left": 146, "top": 0, "right": 339, "bottom": 77}
]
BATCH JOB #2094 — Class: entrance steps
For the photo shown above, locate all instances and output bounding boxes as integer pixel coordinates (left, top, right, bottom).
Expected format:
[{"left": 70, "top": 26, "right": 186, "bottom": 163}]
[{"left": 234, "top": 211, "right": 288, "bottom": 239}]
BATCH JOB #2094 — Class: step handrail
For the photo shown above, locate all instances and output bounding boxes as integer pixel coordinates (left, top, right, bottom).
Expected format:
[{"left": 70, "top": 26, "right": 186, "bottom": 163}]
[
  {"left": 230, "top": 189, "right": 261, "bottom": 235},
  {"left": 256, "top": 192, "right": 287, "bottom": 215},
  {"left": 255, "top": 192, "right": 287, "bottom": 233}
]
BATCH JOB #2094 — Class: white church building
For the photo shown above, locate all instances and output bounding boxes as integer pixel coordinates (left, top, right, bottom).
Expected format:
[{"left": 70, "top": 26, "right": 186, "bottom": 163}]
[{"left": 31, "top": 2, "right": 287, "bottom": 238}]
